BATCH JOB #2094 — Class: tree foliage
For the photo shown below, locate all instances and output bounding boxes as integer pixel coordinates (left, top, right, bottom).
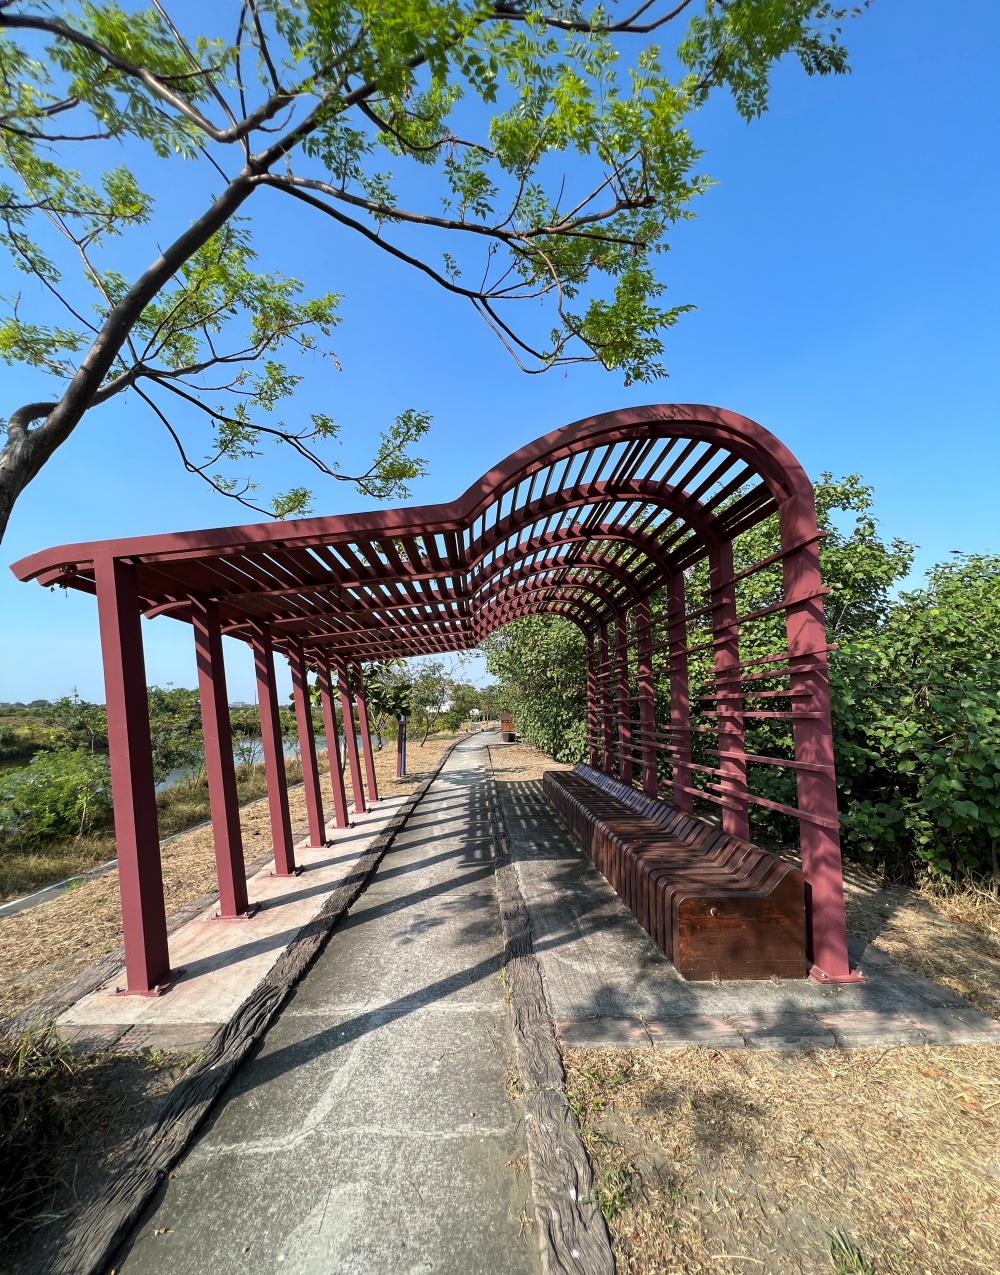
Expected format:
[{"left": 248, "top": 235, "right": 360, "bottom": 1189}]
[
  {"left": 362, "top": 659, "right": 413, "bottom": 747},
  {"left": 482, "top": 611, "right": 587, "bottom": 760},
  {"left": 0, "top": 0, "right": 864, "bottom": 537},
  {"left": 484, "top": 476, "right": 1000, "bottom": 884}
]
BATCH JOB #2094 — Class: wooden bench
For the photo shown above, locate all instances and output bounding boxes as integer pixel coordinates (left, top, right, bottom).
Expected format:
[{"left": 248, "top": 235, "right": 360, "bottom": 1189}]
[{"left": 543, "top": 764, "right": 807, "bottom": 981}]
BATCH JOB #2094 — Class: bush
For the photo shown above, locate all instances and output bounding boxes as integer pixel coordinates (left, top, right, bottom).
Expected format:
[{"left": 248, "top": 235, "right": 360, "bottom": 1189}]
[
  {"left": 831, "top": 554, "right": 1000, "bottom": 881},
  {"left": 0, "top": 749, "right": 112, "bottom": 848},
  {"left": 482, "top": 615, "right": 588, "bottom": 762}
]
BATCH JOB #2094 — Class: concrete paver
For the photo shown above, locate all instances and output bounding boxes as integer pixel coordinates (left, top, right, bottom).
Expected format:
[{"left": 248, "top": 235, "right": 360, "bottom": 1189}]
[
  {"left": 58, "top": 798, "right": 408, "bottom": 1035},
  {"left": 118, "top": 738, "right": 538, "bottom": 1275}
]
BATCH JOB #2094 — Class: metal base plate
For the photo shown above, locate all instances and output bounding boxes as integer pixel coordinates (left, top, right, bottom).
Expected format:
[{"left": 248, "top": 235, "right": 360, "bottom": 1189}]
[
  {"left": 810, "top": 964, "right": 867, "bottom": 984},
  {"left": 114, "top": 967, "right": 186, "bottom": 997},
  {"left": 210, "top": 901, "right": 262, "bottom": 921}
]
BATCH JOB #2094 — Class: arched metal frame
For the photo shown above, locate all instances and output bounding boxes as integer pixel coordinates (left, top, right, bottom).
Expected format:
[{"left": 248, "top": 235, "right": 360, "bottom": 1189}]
[{"left": 11, "top": 404, "right": 859, "bottom": 992}]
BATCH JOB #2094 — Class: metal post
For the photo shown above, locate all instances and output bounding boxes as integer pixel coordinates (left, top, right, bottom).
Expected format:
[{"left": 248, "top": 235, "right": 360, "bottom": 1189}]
[
  {"left": 94, "top": 555, "right": 173, "bottom": 994},
  {"left": 598, "top": 623, "right": 614, "bottom": 774},
  {"left": 191, "top": 597, "right": 251, "bottom": 918},
  {"left": 316, "top": 657, "right": 350, "bottom": 828},
  {"left": 667, "top": 574, "right": 694, "bottom": 814},
  {"left": 585, "top": 634, "right": 599, "bottom": 767},
  {"left": 397, "top": 717, "right": 408, "bottom": 777},
  {"left": 354, "top": 661, "right": 380, "bottom": 804},
  {"left": 334, "top": 659, "right": 367, "bottom": 814},
  {"left": 635, "top": 600, "right": 657, "bottom": 798},
  {"left": 289, "top": 640, "right": 326, "bottom": 848},
  {"left": 710, "top": 540, "right": 750, "bottom": 840},
  {"left": 782, "top": 498, "right": 857, "bottom": 982},
  {"left": 615, "top": 614, "right": 633, "bottom": 785},
  {"left": 251, "top": 622, "right": 297, "bottom": 876}
]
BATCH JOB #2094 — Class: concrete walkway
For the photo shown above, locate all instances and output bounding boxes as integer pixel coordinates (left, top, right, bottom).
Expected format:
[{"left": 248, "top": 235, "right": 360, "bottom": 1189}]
[{"left": 119, "top": 737, "right": 539, "bottom": 1275}]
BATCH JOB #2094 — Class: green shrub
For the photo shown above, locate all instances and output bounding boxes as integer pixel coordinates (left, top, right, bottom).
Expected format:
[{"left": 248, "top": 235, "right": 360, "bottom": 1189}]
[
  {"left": 482, "top": 615, "right": 588, "bottom": 762},
  {"left": 831, "top": 554, "right": 1000, "bottom": 881},
  {"left": 0, "top": 749, "right": 112, "bottom": 848}
]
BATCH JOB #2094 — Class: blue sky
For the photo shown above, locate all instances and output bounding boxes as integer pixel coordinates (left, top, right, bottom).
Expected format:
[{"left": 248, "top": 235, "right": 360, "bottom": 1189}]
[{"left": 2, "top": 0, "right": 998, "bottom": 704}]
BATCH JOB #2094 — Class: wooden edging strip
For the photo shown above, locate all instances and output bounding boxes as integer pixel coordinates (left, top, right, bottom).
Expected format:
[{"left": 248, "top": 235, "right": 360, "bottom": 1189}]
[
  {"left": 485, "top": 746, "right": 615, "bottom": 1275},
  {"left": 35, "top": 738, "right": 463, "bottom": 1275}
]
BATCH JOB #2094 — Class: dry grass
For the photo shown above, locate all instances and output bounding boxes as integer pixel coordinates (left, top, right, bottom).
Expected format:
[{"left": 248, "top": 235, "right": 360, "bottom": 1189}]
[
  {"left": 0, "top": 1041, "right": 184, "bottom": 1272},
  {"left": 565, "top": 1044, "right": 1000, "bottom": 1275},
  {"left": 0, "top": 733, "right": 460, "bottom": 1025},
  {"left": 841, "top": 866, "right": 1000, "bottom": 1021}
]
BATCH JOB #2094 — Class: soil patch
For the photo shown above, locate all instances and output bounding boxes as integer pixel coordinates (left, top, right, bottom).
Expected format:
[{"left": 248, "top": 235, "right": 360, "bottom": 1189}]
[{"left": 565, "top": 1044, "right": 1000, "bottom": 1275}]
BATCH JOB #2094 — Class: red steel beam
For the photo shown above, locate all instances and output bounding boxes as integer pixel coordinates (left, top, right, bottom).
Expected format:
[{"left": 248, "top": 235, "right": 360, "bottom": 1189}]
[
  {"left": 251, "top": 622, "right": 297, "bottom": 876},
  {"left": 354, "top": 662, "right": 380, "bottom": 805},
  {"left": 289, "top": 638, "right": 327, "bottom": 848},
  {"left": 94, "top": 555, "right": 173, "bottom": 993},
  {"left": 192, "top": 596, "right": 252, "bottom": 917},
  {"left": 316, "top": 656, "right": 350, "bottom": 829}
]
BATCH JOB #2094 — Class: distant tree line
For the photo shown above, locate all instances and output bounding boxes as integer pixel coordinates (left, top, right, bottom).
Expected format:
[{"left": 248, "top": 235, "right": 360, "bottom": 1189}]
[{"left": 0, "top": 659, "right": 494, "bottom": 854}]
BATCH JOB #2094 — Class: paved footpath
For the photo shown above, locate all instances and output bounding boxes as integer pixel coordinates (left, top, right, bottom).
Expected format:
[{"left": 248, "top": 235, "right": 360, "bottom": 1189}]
[{"left": 119, "top": 737, "right": 539, "bottom": 1275}]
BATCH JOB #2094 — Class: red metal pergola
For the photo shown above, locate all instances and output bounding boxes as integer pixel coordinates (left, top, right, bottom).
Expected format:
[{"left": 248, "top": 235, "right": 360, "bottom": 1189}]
[{"left": 11, "top": 404, "right": 858, "bottom": 991}]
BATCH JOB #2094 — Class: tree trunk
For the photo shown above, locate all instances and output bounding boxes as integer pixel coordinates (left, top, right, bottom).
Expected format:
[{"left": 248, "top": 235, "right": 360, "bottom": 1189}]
[{"left": 0, "top": 176, "right": 254, "bottom": 545}]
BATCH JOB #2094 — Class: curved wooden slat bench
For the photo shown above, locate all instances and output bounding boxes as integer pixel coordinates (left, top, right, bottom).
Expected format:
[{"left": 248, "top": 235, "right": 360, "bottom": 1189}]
[{"left": 543, "top": 765, "right": 807, "bottom": 981}]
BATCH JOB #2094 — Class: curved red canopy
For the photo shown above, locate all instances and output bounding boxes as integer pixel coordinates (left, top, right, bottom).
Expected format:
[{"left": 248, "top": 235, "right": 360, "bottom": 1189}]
[
  {"left": 11, "top": 403, "right": 814, "bottom": 661},
  {"left": 10, "top": 403, "right": 857, "bottom": 993}
]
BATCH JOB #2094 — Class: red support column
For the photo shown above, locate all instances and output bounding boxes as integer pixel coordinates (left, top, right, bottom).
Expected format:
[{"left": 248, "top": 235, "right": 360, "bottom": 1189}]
[
  {"left": 667, "top": 574, "right": 694, "bottom": 814},
  {"left": 289, "top": 640, "right": 326, "bottom": 848},
  {"left": 598, "top": 623, "right": 614, "bottom": 774},
  {"left": 94, "top": 555, "right": 173, "bottom": 994},
  {"left": 192, "top": 597, "right": 252, "bottom": 918},
  {"left": 585, "top": 635, "right": 599, "bottom": 767},
  {"left": 635, "top": 600, "right": 657, "bottom": 798},
  {"left": 710, "top": 541, "right": 750, "bottom": 840},
  {"left": 354, "top": 662, "right": 380, "bottom": 804},
  {"left": 251, "top": 622, "right": 297, "bottom": 876},
  {"left": 615, "top": 615, "right": 633, "bottom": 785},
  {"left": 334, "top": 659, "right": 367, "bottom": 815},
  {"left": 782, "top": 499, "right": 858, "bottom": 982},
  {"left": 316, "top": 657, "right": 350, "bottom": 828}
]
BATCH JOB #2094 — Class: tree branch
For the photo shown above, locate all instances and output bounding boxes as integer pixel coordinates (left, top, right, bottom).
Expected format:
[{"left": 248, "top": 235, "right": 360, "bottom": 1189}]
[{"left": 0, "top": 11, "right": 293, "bottom": 144}]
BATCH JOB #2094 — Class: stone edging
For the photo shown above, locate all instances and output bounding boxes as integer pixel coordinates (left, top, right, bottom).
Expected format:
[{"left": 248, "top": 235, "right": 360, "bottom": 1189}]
[
  {"left": 31, "top": 736, "right": 464, "bottom": 1275},
  {"left": 485, "top": 746, "right": 615, "bottom": 1275}
]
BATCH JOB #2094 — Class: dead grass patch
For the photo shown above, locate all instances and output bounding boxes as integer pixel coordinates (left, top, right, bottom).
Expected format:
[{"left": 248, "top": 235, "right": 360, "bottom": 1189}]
[
  {"left": 842, "top": 865, "right": 1000, "bottom": 1021},
  {"left": 565, "top": 1044, "right": 1000, "bottom": 1275},
  {"left": 0, "top": 1038, "right": 184, "bottom": 1273},
  {"left": 0, "top": 734, "right": 460, "bottom": 1025}
]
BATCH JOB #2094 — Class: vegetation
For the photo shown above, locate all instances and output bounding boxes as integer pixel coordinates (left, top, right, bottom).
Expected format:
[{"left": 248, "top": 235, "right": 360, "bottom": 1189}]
[
  {"left": 0, "top": 656, "right": 490, "bottom": 898},
  {"left": 0, "top": 1027, "right": 77, "bottom": 1230},
  {"left": 0, "top": 1, "right": 865, "bottom": 540},
  {"left": 484, "top": 477, "right": 1000, "bottom": 886},
  {"left": 480, "top": 616, "right": 587, "bottom": 761}
]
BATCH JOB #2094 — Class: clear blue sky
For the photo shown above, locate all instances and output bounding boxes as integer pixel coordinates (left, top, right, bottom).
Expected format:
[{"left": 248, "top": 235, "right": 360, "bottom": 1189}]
[{"left": 2, "top": 0, "right": 998, "bottom": 704}]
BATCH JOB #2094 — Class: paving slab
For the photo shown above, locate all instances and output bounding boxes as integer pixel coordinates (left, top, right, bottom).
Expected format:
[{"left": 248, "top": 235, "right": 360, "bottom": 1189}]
[
  {"left": 493, "top": 759, "right": 1000, "bottom": 1051},
  {"left": 117, "top": 738, "right": 539, "bottom": 1275},
  {"left": 56, "top": 797, "right": 407, "bottom": 1042}
]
